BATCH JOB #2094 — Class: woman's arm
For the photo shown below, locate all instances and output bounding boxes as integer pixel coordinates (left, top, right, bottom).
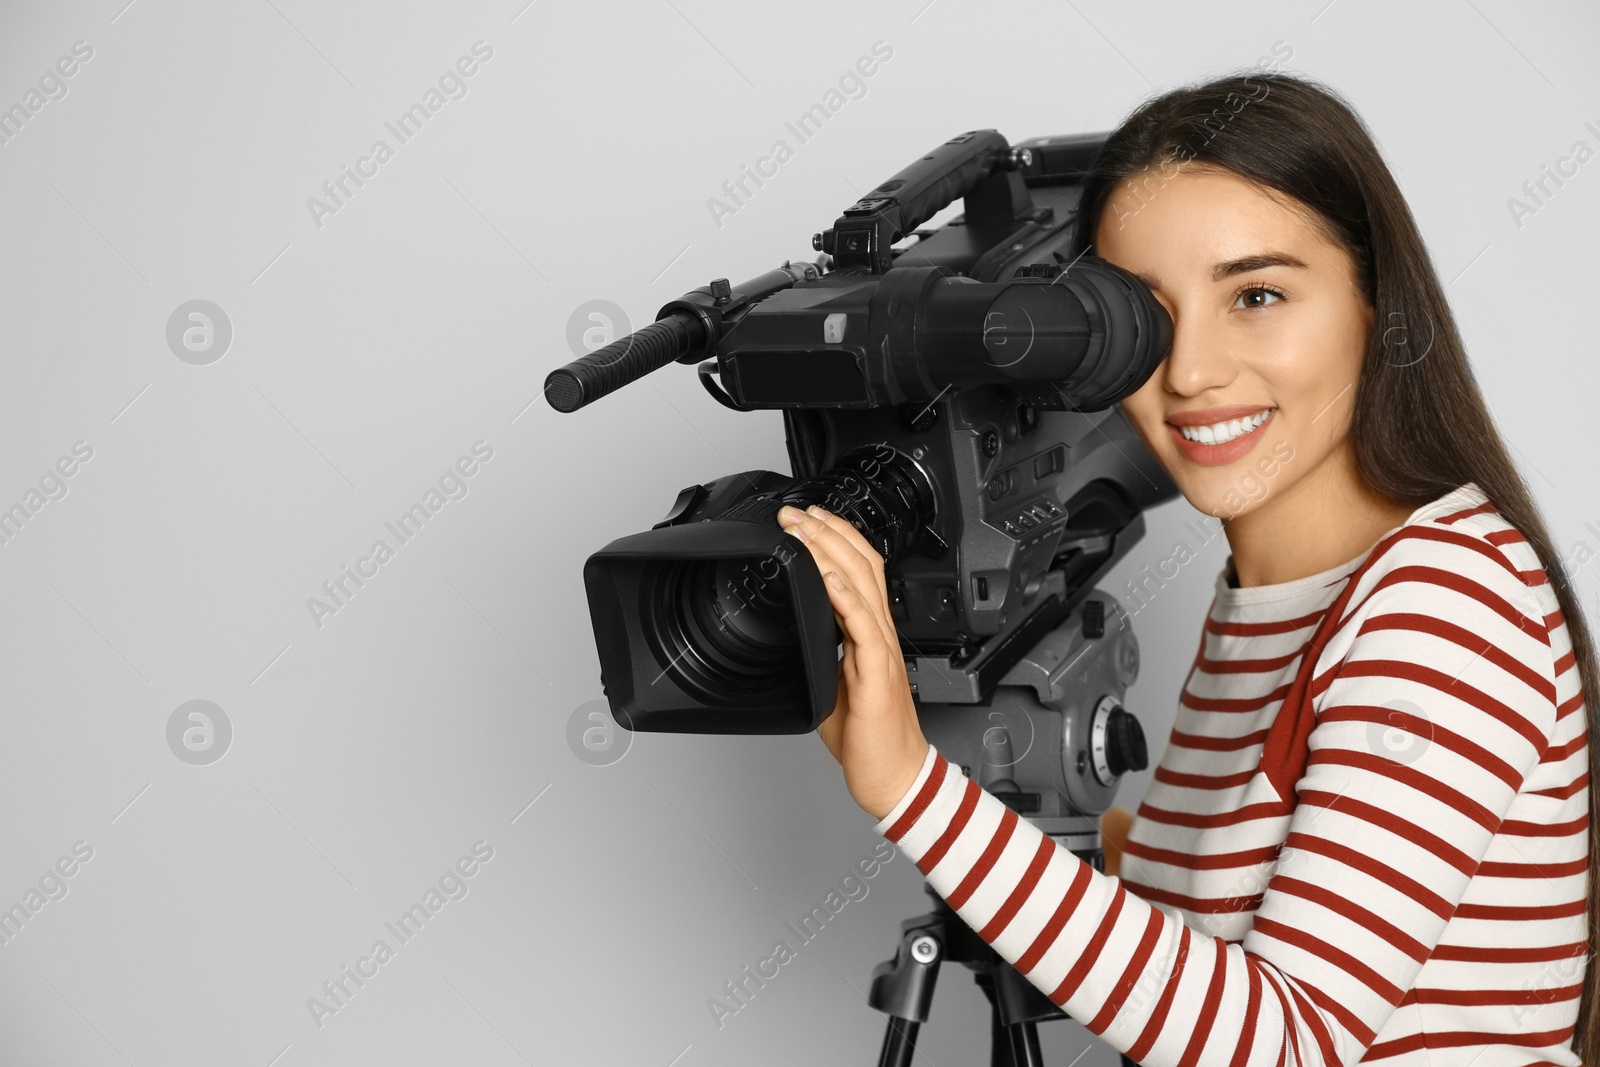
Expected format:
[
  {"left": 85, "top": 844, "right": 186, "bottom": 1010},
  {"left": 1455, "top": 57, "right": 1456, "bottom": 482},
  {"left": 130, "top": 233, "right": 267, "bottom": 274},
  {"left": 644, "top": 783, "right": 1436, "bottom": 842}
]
[{"left": 783, "top": 504, "right": 1570, "bottom": 1066}]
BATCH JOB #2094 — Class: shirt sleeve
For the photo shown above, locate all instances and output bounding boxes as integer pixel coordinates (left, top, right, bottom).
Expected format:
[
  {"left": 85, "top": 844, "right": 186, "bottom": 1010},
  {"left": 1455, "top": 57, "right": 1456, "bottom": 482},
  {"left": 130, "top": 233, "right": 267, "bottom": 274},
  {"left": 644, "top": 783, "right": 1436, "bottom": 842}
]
[{"left": 872, "top": 526, "right": 1559, "bottom": 1066}]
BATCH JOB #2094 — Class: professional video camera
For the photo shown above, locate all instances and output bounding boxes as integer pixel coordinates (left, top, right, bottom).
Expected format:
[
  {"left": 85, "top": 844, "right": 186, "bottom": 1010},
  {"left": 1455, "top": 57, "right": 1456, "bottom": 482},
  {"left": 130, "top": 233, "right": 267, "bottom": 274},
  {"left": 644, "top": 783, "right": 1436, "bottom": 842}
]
[{"left": 548, "top": 129, "right": 1179, "bottom": 1065}]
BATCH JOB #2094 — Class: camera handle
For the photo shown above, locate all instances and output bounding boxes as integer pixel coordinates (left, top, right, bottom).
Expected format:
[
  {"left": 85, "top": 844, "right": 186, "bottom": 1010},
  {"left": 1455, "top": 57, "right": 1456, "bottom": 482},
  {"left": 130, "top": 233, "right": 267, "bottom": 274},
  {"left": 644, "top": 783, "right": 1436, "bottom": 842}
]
[{"left": 819, "top": 129, "right": 1032, "bottom": 275}]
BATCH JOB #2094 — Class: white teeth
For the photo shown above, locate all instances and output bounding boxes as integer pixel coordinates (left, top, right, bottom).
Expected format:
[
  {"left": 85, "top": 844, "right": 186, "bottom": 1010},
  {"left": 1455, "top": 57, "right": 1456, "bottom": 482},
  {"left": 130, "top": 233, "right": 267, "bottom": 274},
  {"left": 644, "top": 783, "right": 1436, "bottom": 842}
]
[{"left": 1179, "top": 408, "right": 1272, "bottom": 445}]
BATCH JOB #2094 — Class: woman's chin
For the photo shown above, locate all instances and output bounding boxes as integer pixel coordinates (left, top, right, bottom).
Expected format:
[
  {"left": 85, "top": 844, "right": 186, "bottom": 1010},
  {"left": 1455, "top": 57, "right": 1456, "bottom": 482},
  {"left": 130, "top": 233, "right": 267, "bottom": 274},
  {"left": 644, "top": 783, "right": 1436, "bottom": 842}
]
[{"left": 1168, "top": 473, "right": 1276, "bottom": 525}]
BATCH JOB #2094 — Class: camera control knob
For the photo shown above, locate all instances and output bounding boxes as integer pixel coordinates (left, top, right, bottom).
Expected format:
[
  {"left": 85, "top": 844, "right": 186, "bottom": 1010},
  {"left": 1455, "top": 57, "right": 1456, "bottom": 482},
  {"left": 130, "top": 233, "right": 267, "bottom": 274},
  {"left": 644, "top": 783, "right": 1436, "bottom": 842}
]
[{"left": 1089, "top": 696, "right": 1148, "bottom": 785}]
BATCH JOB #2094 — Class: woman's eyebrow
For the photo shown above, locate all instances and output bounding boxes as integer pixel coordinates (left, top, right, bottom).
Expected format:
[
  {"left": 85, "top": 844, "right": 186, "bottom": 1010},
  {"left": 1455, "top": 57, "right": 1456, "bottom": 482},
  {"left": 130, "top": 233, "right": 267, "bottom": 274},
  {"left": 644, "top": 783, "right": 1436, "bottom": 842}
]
[
  {"left": 1212, "top": 251, "right": 1309, "bottom": 280},
  {"left": 1128, "top": 251, "right": 1310, "bottom": 293}
]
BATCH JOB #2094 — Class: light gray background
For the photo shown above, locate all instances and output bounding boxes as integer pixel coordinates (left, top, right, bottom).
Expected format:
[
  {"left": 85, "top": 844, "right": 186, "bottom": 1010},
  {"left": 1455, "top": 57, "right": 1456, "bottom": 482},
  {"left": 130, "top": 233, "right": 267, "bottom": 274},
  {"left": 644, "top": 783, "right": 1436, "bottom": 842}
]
[{"left": 0, "top": 1, "right": 1596, "bottom": 1064}]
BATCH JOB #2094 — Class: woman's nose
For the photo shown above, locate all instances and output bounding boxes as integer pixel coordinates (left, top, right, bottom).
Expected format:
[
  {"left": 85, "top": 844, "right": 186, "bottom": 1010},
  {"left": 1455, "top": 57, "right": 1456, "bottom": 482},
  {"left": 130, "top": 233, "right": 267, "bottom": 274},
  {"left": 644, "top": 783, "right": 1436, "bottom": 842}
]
[{"left": 1158, "top": 304, "right": 1236, "bottom": 395}]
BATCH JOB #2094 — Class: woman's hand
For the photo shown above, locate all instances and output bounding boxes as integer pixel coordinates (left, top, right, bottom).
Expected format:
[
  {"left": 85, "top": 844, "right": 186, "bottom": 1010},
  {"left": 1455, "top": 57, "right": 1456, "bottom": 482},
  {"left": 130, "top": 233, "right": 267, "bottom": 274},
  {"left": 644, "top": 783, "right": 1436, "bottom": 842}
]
[
  {"left": 1100, "top": 804, "right": 1133, "bottom": 878},
  {"left": 777, "top": 504, "right": 929, "bottom": 822}
]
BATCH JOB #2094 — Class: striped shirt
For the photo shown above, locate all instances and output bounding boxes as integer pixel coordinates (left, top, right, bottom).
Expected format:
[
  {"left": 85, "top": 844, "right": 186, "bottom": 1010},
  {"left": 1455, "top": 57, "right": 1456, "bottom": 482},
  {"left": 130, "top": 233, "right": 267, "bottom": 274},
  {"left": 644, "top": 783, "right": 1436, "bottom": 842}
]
[{"left": 875, "top": 482, "right": 1591, "bottom": 1066}]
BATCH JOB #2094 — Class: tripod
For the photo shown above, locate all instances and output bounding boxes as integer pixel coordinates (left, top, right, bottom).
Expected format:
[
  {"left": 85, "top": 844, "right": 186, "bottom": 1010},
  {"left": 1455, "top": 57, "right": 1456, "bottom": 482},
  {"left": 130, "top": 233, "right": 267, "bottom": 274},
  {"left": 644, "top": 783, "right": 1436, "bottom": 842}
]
[{"left": 868, "top": 857, "right": 1115, "bottom": 1067}]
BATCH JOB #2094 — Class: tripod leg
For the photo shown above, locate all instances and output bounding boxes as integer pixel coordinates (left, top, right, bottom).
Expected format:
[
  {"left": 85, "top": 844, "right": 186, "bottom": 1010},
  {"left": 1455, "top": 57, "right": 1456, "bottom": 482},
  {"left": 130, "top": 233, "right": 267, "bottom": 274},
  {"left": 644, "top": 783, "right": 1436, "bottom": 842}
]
[
  {"left": 978, "top": 970, "right": 1046, "bottom": 1067},
  {"left": 1004, "top": 1017, "right": 1043, "bottom": 1067},
  {"left": 988, "top": 955, "right": 1058, "bottom": 1067},
  {"left": 975, "top": 972, "right": 1009, "bottom": 1066},
  {"left": 875, "top": 1016, "right": 920, "bottom": 1067},
  {"left": 1005, "top": 1020, "right": 1045, "bottom": 1067}
]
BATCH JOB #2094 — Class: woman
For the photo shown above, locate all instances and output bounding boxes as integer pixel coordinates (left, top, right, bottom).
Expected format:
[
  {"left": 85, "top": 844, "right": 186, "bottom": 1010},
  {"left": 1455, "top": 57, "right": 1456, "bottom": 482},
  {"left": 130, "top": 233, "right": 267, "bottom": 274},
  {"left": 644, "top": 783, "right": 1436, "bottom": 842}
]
[{"left": 776, "top": 70, "right": 1595, "bottom": 1065}]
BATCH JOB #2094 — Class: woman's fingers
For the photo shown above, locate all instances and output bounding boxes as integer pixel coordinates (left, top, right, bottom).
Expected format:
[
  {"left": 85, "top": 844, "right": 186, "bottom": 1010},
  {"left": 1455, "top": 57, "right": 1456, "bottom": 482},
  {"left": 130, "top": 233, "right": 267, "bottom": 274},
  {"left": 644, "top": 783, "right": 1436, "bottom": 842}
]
[
  {"left": 796, "top": 506, "right": 889, "bottom": 601},
  {"left": 817, "top": 566, "right": 893, "bottom": 677},
  {"left": 781, "top": 513, "right": 898, "bottom": 651},
  {"left": 790, "top": 531, "right": 902, "bottom": 652}
]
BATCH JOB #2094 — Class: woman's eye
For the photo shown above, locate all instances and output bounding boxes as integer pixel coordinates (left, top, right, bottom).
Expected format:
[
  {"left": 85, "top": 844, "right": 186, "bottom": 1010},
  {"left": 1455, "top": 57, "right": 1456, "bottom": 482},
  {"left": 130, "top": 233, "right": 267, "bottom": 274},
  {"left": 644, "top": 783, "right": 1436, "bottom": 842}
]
[{"left": 1234, "top": 286, "right": 1284, "bottom": 310}]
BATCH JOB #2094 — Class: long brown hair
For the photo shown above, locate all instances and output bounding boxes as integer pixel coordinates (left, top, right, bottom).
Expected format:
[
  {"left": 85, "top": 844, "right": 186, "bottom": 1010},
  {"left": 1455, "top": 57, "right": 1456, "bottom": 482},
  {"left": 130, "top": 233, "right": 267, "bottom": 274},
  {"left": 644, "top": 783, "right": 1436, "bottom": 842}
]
[{"left": 1070, "top": 69, "right": 1597, "bottom": 1060}]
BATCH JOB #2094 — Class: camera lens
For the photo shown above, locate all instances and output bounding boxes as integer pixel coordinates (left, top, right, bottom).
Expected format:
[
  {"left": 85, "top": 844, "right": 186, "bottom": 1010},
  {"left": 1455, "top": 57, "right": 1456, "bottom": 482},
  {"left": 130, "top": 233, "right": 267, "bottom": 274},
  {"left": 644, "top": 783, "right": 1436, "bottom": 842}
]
[
  {"left": 705, "top": 555, "right": 797, "bottom": 662},
  {"left": 642, "top": 557, "right": 804, "bottom": 703}
]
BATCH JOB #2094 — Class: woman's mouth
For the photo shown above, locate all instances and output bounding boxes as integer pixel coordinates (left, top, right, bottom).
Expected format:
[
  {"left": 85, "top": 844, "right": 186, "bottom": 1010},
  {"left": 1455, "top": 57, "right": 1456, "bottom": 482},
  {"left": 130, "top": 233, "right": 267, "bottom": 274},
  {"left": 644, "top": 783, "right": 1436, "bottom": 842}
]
[{"left": 1166, "top": 407, "right": 1276, "bottom": 467}]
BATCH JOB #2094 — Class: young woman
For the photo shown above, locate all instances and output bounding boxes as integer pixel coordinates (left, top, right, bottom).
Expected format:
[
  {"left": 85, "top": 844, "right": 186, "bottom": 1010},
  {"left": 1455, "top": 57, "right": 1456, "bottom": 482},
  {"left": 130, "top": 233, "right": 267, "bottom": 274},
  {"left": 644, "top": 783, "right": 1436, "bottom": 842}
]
[{"left": 776, "top": 70, "right": 1595, "bottom": 1065}]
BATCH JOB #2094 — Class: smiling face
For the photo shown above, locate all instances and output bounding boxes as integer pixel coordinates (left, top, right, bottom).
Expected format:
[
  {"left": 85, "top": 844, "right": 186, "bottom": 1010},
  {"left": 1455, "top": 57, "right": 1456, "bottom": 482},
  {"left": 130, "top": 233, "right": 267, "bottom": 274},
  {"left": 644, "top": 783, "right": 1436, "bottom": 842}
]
[{"left": 1095, "top": 162, "right": 1375, "bottom": 522}]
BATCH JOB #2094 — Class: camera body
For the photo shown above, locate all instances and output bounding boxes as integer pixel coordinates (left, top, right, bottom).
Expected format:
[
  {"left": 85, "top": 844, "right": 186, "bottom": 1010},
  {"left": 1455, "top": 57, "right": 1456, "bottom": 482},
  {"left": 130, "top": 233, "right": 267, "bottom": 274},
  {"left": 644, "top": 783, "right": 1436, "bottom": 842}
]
[{"left": 560, "top": 130, "right": 1178, "bottom": 734}]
